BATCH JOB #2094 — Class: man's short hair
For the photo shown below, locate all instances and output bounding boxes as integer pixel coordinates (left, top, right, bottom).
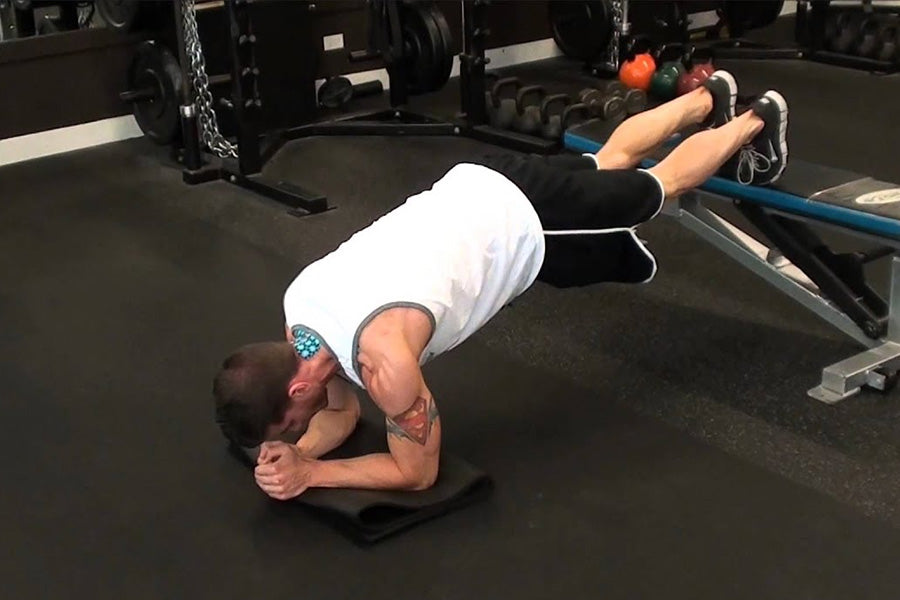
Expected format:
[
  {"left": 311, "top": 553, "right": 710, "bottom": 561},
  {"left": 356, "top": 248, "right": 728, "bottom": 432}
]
[{"left": 213, "top": 342, "right": 298, "bottom": 447}]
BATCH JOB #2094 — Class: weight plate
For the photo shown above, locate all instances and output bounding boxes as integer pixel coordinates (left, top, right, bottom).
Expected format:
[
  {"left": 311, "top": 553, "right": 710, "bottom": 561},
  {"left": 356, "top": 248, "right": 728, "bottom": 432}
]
[
  {"left": 399, "top": 1, "right": 450, "bottom": 95},
  {"left": 427, "top": 2, "right": 454, "bottom": 92},
  {"left": 725, "top": 1, "right": 785, "bottom": 32},
  {"left": 127, "top": 40, "right": 182, "bottom": 145},
  {"left": 96, "top": 0, "right": 140, "bottom": 32},
  {"left": 318, "top": 76, "right": 354, "bottom": 109},
  {"left": 548, "top": 0, "right": 613, "bottom": 61}
]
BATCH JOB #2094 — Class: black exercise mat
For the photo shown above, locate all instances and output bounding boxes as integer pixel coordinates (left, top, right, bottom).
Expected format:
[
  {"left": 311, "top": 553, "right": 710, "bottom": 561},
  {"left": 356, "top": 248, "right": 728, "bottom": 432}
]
[{"left": 229, "top": 420, "right": 493, "bottom": 544}]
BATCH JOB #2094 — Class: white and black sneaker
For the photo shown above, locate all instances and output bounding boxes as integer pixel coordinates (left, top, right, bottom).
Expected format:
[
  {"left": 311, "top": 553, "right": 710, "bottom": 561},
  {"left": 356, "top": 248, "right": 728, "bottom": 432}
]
[
  {"left": 701, "top": 70, "right": 738, "bottom": 129},
  {"left": 736, "top": 90, "right": 789, "bottom": 186}
]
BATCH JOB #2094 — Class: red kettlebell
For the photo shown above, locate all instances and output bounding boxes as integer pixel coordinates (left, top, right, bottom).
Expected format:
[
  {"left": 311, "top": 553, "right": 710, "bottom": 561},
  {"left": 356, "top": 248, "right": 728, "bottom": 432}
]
[
  {"left": 619, "top": 38, "right": 657, "bottom": 92},
  {"left": 694, "top": 61, "right": 715, "bottom": 80},
  {"left": 677, "top": 47, "right": 715, "bottom": 95}
]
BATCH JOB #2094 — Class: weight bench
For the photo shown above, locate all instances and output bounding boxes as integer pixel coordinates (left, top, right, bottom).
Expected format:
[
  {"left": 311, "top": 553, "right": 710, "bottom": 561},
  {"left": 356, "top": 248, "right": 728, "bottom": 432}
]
[{"left": 564, "top": 121, "right": 900, "bottom": 403}]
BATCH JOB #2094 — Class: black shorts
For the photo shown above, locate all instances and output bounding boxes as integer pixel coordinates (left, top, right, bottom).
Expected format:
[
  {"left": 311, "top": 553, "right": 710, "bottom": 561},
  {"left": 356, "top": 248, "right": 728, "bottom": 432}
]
[{"left": 475, "top": 154, "right": 665, "bottom": 287}]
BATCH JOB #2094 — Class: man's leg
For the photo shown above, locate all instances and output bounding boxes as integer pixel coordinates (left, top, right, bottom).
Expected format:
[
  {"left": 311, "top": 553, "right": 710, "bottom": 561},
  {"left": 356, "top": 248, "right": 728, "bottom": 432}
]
[
  {"left": 593, "top": 71, "right": 737, "bottom": 170},
  {"left": 594, "top": 88, "right": 712, "bottom": 169},
  {"left": 649, "top": 90, "right": 789, "bottom": 196},
  {"left": 648, "top": 112, "right": 761, "bottom": 198}
]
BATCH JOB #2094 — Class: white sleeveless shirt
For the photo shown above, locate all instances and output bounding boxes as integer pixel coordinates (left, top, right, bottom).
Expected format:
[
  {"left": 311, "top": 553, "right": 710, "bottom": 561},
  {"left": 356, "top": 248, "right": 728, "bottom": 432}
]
[{"left": 283, "top": 163, "right": 545, "bottom": 388}]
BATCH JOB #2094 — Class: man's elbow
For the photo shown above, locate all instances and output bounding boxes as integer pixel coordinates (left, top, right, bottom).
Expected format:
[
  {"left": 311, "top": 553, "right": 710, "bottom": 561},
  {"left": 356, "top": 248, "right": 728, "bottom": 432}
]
[{"left": 405, "top": 464, "right": 439, "bottom": 491}]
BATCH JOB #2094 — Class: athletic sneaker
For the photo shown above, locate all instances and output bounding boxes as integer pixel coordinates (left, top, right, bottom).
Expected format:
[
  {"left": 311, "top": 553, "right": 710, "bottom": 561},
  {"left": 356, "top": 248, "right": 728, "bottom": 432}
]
[
  {"left": 701, "top": 70, "right": 738, "bottom": 129},
  {"left": 733, "top": 90, "right": 789, "bottom": 186}
]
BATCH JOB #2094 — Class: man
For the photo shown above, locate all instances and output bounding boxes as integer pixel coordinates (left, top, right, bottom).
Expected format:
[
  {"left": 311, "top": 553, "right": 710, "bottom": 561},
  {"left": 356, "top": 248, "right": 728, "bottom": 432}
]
[{"left": 213, "top": 71, "right": 788, "bottom": 500}]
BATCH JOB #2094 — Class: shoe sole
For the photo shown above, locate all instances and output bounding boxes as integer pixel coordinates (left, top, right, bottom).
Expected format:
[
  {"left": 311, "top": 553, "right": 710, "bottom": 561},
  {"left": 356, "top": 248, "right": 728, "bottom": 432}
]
[{"left": 762, "top": 89, "right": 789, "bottom": 183}]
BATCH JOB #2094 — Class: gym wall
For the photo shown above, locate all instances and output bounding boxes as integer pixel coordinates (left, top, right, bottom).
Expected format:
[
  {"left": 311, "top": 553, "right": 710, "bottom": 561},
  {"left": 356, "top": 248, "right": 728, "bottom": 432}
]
[{"left": 0, "top": 1, "right": 553, "bottom": 144}]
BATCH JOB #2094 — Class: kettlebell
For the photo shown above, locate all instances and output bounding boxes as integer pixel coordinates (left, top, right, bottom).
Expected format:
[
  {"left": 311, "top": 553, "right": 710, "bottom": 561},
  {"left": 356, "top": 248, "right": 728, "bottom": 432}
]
[
  {"left": 618, "top": 37, "right": 656, "bottom": 91},
  {"left": 833, "top": 11, "right": 865, "bottom": 54},
  {"left": 877, "top": 22, "right": 899, "bottom": 63},
  {"left": 855, "top": 15, "right": 881, "bottom": 58},
  {"left": 677, "top": 46, "right": 715, "bottom": 96},
  {"left": 561, "top": 103, "right": 592, "bottom": 133},
  {"left": 513, "top": 85, "right": 546, "bottom": 135},
  {"left": 487, "top": 77, "right": 522, "bottom": 130},
  {"left": 540, "top": 94, "right": 572, "bottom": 141},
  {"left": 649, "top": 43, "right": 685, "bottom": 100}
]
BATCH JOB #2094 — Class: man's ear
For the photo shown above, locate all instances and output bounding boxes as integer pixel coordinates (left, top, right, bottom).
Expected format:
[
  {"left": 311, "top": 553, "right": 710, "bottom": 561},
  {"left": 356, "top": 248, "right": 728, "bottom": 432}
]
[{"left": 288, "top": 380, "right": 309, "bottom": 399}]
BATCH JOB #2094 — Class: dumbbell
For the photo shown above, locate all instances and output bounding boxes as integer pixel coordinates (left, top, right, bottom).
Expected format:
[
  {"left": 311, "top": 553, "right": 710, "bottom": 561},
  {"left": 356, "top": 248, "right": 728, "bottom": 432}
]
[
  {"left": 598, "top": 80, "right": 626, "bottom": 96},
  {"left": 513, "top": 85, "right": 546, "bottom": 135},
  {"left": 539, "top": 94, "right": 572, "bottom": 141},
  {"left": 595, "top": 79, "right": 647, "bottom": 113},
  {"left": 317, "top": 76, "right": 384, "bottom": 109},
  {"left": 578, "top": 88, "right": 625, "bottom": 121},
  {"left": 620, "top": 88, "right": 647, "bottom": 115},
  {"left": 486, "top": 77, "right": 522, "bottom": 130}
]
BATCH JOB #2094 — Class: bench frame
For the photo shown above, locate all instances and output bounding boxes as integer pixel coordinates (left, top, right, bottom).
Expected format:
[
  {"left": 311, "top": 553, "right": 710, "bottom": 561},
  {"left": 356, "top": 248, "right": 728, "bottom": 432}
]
[{"left": 668, "top": 190, "right": 900, "bottom": 404}]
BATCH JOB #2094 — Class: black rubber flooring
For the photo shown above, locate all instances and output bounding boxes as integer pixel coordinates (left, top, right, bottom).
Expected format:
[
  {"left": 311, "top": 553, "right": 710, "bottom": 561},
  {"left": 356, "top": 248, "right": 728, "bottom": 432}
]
[{"left": 3, "top": 52, "right": 900, "bottom": 599}]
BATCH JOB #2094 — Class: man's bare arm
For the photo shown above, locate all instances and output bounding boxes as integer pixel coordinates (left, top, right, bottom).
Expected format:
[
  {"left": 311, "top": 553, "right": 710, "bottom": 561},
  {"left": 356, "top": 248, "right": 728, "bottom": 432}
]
[
  {"left": 309, "top": 353, "right": 441, "bottom": 491},
  {"left": 294, "top": 377, "right": 360, "bottom": 459}
]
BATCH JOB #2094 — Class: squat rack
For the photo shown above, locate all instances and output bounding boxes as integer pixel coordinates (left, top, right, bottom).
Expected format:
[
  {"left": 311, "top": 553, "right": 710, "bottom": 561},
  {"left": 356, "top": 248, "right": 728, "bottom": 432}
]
[{"left": 172, "top": 0, "right": 557, "bottom": 216}]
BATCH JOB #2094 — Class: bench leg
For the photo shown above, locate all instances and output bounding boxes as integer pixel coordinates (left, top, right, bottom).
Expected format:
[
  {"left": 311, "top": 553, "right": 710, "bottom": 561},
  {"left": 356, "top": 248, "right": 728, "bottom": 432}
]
[{"left": 809, "top": 256, "right": 900, "bottom": 403}]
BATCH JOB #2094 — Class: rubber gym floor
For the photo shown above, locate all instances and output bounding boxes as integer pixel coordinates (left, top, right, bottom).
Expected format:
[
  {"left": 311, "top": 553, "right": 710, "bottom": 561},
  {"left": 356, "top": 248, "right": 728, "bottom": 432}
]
[{"left": 4, "top": 54, "right": 900, "bottom": 598}]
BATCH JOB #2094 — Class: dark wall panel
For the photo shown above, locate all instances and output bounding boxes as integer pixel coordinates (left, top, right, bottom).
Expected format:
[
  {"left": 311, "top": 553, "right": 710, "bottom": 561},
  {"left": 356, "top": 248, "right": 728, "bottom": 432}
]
[{"left": 0, "top": 29, "right": 141, "bottom": 140}]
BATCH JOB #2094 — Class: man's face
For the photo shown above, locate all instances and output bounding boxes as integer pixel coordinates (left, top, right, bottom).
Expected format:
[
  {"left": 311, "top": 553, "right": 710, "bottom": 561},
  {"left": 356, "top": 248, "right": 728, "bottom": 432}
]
[{"left": 265, "top": 386, "right": 328, "bottom": 441}]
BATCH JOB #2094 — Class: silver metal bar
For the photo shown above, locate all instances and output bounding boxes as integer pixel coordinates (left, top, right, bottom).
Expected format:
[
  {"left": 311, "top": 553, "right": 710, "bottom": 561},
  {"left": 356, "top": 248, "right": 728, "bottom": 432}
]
[
  {"left": 887, "top": 256, "right": 900, "bottom": 343},
  {"left": 671, "top": 195, "right": 876, "bottom": 348}
]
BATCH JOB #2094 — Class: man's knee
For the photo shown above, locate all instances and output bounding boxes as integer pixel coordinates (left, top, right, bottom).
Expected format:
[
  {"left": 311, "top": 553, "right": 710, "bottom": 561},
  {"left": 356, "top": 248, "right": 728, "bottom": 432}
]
[{"left": 593, "top": 148, "right": 635, "bottom": 171}]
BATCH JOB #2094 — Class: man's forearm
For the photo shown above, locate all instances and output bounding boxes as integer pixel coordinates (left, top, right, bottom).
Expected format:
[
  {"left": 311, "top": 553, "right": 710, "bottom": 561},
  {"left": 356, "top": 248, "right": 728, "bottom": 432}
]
[
  {"left": 310, "top": 453, "right": 431, "bottom": 491},
  {"left": 295, "top": 410, "right": 357, "bottom": 459}
]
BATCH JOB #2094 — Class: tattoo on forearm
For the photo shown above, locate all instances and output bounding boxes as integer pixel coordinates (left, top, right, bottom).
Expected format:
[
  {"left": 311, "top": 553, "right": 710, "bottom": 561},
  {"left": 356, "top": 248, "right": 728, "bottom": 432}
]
[{"left": 386, "top": 396, "right": 439, "bottom": 445}]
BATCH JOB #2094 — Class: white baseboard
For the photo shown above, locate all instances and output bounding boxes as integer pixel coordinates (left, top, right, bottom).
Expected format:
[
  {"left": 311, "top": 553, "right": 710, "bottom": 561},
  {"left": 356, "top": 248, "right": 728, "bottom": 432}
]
[
  {"left": 3, "top": 37, "right": 563, "bottom": 168},
  {"left": 0, "top": 115, "right": 144, "bottom": 168}
]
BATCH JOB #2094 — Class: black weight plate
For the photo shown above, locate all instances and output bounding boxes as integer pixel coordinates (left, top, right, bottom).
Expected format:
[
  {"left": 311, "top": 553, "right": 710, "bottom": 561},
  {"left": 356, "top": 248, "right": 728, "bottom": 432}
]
[
  {"left": 549, "top": 0, "right": 613, "bottom": 61},
  {"left": 725, "top": 0, "right": 785, "bottom": 31},
  {"left": 96, "top": 0, "right": 139, "bottom": 32},
  {"left": 399, "top": 2, "right": 444, "bottom": 94},
  {"left": 318, "top": 76, "right": 354, "bottom": 109},
  {"left": 127, "top": 40, "right": 182, "bottom": 145},
  {"left": 427, "top": 2, "right": 454, "bottom": 92}
]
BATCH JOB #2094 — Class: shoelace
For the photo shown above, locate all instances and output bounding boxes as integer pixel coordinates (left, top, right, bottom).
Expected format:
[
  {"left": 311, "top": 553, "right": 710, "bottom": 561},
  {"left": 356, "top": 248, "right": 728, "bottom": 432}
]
[{"left": 736, "top": 146, "right": 773, "bottom": 185}]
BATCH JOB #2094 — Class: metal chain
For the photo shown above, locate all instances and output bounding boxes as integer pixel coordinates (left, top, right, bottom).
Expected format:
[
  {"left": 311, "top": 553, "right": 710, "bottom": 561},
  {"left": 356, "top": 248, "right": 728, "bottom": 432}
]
[
  {"left": 610, "top": 0, "right": 622, "bottom": 71},
  {"left": 182, "top": 0, "right": 238, "bottom": 159}
]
